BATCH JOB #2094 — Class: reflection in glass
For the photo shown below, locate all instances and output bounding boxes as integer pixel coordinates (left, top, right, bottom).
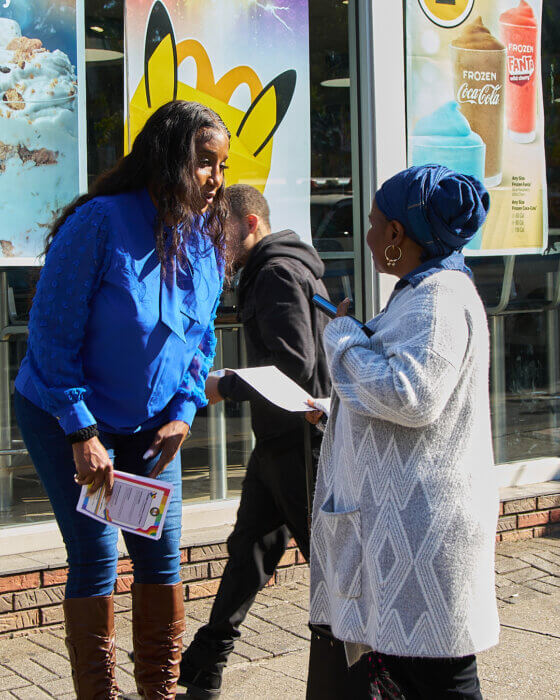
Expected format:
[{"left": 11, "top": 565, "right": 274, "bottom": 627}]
[
  {"left": 309, "top": 0, "right": 355, "bottom": 306},
  {"left": 0, "top": 0, "right": 358, "bottom": 527}
]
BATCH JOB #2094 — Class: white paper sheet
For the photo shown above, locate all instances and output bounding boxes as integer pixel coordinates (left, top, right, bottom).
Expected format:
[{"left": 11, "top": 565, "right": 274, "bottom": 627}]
[
  {"left": 231, "top": 366, "right": 314, "bottom": 412},
  {"left": 211, "top": 366, "right": 331, "bottom": 415},
  {"left": 312, "top": 397, "right": 331, "bottom": 417}
]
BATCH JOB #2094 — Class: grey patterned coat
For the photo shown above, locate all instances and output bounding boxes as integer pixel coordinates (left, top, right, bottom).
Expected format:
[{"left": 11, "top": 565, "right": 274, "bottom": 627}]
[{"left": 309, "top": 270, "right": 500, "bottom": 658}]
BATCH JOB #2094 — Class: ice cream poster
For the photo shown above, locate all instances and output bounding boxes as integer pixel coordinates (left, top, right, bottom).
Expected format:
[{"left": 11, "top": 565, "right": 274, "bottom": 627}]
[
  {"left": 406, "top": 0, "right": 547, "bottom": 255},
  {"left": 0, "top": 1, "right": 86, "bottom": 265},
  {"left": 125, "top": 0, "right": 311, "bottom": 242}
]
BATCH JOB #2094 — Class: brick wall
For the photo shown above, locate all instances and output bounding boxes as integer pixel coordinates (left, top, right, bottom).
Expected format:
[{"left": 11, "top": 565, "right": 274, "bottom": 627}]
[
  {"left": 0, "top": 538, "right": 307, "bottom": 637},
  {"left": 496, "top": 494, "right": 560, "bottom": 543},
  {"left": 3, "top": 490, "right": 560, "bottom": 637}
]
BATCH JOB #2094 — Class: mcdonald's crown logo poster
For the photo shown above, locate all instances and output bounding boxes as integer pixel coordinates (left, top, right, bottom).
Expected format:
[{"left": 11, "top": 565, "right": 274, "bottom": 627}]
[
  {"left": 407, "top": 0, "right": 547, "bottom": 255},
  {"left": 125, "top": 0, "right": 311, "bottom": 242}
]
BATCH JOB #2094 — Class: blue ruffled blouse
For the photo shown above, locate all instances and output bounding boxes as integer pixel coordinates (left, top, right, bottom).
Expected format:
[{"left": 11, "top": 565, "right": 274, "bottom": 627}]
[{"left": 15, "top": 189, "right": 223, "bottom": 435}]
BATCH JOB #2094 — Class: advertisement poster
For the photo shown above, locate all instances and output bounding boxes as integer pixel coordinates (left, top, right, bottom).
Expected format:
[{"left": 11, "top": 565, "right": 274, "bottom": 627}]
[
  {"left": 0, "top": 0, "right": 86, "bottom": 265},
  {"left": 125, "top": 0, "right": 311, "bottom": 242},
  {"left": 406, "top": 0, "right": 547, "bottom": 255}
]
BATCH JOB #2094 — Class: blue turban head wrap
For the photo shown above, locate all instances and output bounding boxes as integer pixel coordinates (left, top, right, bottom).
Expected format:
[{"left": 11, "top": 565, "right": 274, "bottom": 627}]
[{"left": 375, "top": 165, "right": 490, "bottom": 259}]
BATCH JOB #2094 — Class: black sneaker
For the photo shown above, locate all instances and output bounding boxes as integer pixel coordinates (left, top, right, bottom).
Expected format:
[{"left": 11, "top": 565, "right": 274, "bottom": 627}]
[{"left": 178, "top": 656, "right": 223, "bottom": 699}]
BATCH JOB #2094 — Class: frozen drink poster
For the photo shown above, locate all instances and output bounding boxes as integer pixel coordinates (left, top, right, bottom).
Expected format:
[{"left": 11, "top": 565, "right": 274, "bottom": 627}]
[
  {"left": 125, "top": 0, "right": 311, "bottom": 243},
  {"left": 0, "top": 0, "right": 86, "bottom": 265},
  {"left": 406, "top": 0, "right": 547, "bottom": 255}
]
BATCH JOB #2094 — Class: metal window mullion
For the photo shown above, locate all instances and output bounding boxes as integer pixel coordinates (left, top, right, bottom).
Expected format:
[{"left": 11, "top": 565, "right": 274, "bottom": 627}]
[
  {"left": 353, "top": 1, "right": 408, "bottom": 317},
  {"left": 0, "top": 272, "right": 13, "bottom": 512},
  {"left": 209, "top": 328, "right": 227, "bottom": 500}
]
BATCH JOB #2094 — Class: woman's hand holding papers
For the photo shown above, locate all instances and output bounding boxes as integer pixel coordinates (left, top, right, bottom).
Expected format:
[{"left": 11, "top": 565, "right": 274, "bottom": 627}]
[
  {"left": 72, "top": 437, "right": 114, "bottom": 496},
  {"left": 205, "top": 375, "right": 224, "bottom": 405},
  {"left": 305, "top": 399, "right": 324, "bottom": 425}
]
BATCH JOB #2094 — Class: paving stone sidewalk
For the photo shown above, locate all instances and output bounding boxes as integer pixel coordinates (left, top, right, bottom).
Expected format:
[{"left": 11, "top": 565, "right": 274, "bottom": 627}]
[{"left": 1, "top": 537, "right": 559, "bottom": 698}]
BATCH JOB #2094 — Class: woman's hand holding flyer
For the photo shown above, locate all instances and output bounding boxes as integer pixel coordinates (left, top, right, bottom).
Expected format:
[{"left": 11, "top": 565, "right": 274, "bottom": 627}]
[{"left": 76, "top": 470, "right": 174, "bottom": 540}]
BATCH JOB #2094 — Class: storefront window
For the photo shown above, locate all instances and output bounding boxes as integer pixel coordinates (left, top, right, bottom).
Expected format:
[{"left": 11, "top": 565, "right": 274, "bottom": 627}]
[
  {"left": 472, "top": 5, "right": 560, "bottom": 464},
  {"left": 0, "top": 0, "right": 358, "bottom": 527},
  {"left": 85, "top": 0, "right": 124, "bottom": 181},
  {"left": 310, "top": 0, "right": 355, "bottom": 305},
  {"left": 402, "top": 1, "right": 558, "bottom": 466}
]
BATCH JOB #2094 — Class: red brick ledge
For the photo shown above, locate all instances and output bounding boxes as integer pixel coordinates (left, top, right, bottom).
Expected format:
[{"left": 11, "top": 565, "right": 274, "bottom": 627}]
[
  {"left": 497, "top": 486, "right": 560, "bottom": 543},
  {"left": 0, "top": 538, "right": 307, "bottom": 637},
  {"left": 3, "top": 481, "right": 560, "bottom": 637}
]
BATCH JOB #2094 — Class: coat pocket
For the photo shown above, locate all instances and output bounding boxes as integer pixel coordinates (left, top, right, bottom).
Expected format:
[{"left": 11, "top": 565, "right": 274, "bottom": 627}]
[{"left": 319, "top": 495, "right": 362, "bottom": 599}]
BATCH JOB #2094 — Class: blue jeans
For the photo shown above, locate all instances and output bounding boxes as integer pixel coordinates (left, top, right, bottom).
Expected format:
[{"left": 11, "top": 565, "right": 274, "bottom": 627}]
[{"left": 15, "top": 390, "right": 182, "bottom": 598}]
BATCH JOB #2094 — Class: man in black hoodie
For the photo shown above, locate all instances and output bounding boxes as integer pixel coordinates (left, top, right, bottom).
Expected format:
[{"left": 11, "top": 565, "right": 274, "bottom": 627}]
[{"left": 180, "top": 184, "right": 331, "bottom": 697}]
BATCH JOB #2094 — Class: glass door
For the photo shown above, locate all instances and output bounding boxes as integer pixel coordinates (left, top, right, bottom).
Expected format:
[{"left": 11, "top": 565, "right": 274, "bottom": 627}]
[{"left": 0, "top": 0, "right": 365, "bottom": 529}]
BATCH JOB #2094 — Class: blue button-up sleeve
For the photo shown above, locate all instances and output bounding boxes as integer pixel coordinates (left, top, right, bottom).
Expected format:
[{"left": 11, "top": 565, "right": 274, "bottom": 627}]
[
  {"left": 167, "top": 290, "right": 222, "bottom": 427},
  {"left": 27, "top": 200, "right": 111, "bottom": 434}
]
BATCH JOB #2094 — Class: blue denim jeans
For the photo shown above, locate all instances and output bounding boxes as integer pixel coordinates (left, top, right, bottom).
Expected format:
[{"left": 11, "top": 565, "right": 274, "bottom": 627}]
[{"left": 15, "top": 390, "right": 182, "bottom": 598}]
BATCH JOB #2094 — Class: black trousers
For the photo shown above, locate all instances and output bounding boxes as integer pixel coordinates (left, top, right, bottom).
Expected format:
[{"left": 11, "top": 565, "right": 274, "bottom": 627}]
[
  {"left": 380, "top": 654, "right": 482, "bottom": 700},
  {"left": 307, "top": 639, "right": 481, "bottom": 700},
  {"left": 306, "top": 630, "right": 380, "bottom": 700},
  {"left": 185, "top": 437, "right": 316, "bottom": 669}
]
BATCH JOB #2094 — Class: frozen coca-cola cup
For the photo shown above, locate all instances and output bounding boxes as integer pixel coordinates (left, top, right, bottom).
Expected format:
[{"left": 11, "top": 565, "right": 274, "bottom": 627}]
[
  {"left": 451, "top": 17, "right": 506, "bottom": 188},
  {"left": 499, "top": 0, "right": 538, "bottom": 144}
]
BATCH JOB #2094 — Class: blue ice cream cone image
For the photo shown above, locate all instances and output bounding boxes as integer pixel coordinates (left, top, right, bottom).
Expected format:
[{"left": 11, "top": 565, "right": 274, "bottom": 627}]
[{"left": 411, "top": 101, "right": 486, "bottom": 250}]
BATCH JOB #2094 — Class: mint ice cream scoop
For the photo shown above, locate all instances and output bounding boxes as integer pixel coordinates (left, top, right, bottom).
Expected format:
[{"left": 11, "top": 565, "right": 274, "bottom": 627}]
[
  {"left": 411, "top": 102, "right": 486, "bottom": 250},
  {"left": 412, "top": 101, "right": 485, "bottom": 180},
  {"left": 0, "top": 18, "right": 78, "bottom": 260}
]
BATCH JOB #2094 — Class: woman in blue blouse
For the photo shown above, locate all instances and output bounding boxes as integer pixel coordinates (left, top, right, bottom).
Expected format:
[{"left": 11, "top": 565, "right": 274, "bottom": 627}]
[{"left": 14, "top": 100, "right": 229, "bottom": 699}]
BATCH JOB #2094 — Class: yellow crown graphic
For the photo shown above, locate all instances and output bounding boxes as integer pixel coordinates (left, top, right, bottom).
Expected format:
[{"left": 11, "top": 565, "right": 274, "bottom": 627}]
[{"left": 127, "top": 1, "right": 296, "bottom": 192}]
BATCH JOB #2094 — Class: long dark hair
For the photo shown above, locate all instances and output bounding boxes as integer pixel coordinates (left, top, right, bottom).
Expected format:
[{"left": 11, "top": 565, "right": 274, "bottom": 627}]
[{"left": 45, "top": 101, "right": 230, "bottom": 269}]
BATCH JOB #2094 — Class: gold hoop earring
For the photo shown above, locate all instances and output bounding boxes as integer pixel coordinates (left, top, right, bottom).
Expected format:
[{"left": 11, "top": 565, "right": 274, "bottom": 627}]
[{"left": 384, "top": 245, "right": 402, "bottom": 268}]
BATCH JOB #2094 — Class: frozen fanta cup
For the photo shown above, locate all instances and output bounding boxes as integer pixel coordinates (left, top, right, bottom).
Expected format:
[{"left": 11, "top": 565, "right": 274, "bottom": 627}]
[{"left": 499, "top": 0, "right": 539, "bottom": 144}]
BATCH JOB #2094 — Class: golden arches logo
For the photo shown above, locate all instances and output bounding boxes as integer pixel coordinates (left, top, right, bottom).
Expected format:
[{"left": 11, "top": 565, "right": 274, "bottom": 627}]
[
  {"left": 418, "top": 0, "right": 474, "bottom": 28},
  {"left": 127, "top": 1, "right": 297, "bottom": 192}
]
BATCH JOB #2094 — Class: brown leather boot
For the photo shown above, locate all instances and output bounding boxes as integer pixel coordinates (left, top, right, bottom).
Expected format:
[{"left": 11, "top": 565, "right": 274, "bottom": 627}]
[
  {"left": 132, "top": 582, "right": 185, "bottom": 699},
  {"left": 63, "top": 595, "right": 120, "bottom": 699}
]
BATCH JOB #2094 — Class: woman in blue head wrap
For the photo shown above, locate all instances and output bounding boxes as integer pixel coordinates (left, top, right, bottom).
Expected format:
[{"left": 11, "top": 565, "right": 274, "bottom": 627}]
[
  {"left": 369, "top": 164, "right": 489, "bottom": 276},
  {"left": 307, "top": 166, "right": 498, "bottom": 699}
]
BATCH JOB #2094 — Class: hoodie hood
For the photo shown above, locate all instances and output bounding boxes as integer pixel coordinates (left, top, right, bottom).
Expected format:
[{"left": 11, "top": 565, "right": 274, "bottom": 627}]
[{"left": 240, "top": 230, "right": 324, "bottom": 291}]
